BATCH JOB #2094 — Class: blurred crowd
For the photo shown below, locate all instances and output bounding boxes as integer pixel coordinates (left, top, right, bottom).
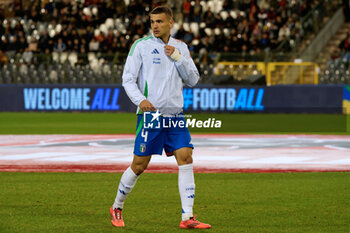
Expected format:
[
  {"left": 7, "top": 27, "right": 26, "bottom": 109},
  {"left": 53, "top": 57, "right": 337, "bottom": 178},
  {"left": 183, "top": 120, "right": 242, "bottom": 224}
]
[
  {"left": 326, "top": 32, "right": 350, "bottom": 66},
  {"left": 0, "top": 0, "right": 320, "bottom": 66}
]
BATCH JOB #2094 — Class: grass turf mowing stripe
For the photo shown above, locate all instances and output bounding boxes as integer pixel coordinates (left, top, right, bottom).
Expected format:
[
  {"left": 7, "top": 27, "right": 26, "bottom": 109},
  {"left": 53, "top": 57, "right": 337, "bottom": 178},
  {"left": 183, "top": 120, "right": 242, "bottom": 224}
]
[
  {"left": 0, "top": 172, "right": 349, "bottom": 233},
  {"left": 0, "top": 112, "right": 348, "bottom": 134}
]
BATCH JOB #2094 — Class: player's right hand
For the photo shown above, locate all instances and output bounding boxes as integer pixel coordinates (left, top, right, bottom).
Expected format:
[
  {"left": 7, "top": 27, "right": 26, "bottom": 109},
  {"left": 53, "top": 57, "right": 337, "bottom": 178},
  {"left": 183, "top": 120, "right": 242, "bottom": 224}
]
[{"left": 139, "top": 99, "right": 156, "bottom": 113}]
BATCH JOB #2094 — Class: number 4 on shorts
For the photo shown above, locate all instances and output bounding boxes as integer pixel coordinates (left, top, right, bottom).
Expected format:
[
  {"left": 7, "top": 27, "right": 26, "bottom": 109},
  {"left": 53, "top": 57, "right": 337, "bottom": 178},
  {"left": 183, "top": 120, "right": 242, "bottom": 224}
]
[{"left": 141, "top": 129, "right": 148, "bottom": 142}]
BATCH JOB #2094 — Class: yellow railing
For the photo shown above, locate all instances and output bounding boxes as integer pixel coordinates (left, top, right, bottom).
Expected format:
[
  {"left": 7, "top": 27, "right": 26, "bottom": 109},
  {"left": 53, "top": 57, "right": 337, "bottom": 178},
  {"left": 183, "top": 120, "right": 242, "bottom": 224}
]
[
  {"left": 216, "top": 62, "right": 266, "bottom": 81},
  {"left": 267, "top": 62, "right": 319, "bottom": 85},
  {"left": 216, "top": 62, "right": 319, "bottom": 85}
]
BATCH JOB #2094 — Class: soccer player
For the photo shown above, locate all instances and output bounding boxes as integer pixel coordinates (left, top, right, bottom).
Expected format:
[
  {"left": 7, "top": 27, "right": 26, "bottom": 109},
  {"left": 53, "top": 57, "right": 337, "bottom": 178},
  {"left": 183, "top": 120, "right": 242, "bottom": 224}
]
[{"left": 109, "top": 6, "right": 211, "bottom": 229}]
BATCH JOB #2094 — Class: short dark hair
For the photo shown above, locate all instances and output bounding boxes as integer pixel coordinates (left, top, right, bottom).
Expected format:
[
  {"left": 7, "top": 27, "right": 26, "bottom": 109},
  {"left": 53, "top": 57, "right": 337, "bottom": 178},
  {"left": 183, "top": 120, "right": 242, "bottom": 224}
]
[{"left": 150, "top": 6, "right": 173, "bottom": 19}]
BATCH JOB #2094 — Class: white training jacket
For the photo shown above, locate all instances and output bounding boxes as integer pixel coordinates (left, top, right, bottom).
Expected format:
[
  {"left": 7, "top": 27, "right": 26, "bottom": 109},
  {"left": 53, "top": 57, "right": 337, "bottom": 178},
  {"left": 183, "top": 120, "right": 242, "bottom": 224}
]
[{"left": 122, "top": 34, "right": 200, "bottom": 115}]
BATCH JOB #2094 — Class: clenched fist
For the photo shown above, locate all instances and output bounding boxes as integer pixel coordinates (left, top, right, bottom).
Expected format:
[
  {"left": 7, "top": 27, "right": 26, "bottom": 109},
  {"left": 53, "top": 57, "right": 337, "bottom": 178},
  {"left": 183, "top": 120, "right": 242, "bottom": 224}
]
[{"left": 139, "top": 99, "right": 155, "bottom": 113}]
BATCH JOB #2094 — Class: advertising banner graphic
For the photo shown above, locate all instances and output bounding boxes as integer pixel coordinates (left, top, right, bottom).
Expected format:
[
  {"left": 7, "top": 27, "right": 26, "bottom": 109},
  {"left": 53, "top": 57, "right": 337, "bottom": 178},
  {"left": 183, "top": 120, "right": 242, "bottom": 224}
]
[
  {"left": 0, "top": 84, "right": 344, "bottom": 113},
  {"left": 0, "top": 85, "right": 136, "bottom": 112},
  {"left": 343, "top": 86, "right": 350, "bottom": 114}
]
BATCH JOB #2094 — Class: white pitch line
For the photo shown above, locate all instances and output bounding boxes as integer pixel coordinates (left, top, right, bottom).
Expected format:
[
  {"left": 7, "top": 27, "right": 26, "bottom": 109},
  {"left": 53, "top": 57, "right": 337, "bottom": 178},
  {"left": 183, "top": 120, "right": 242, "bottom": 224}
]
[
  {"left": 324, "top": 145, "right": 349, "bottom": 151},
  {"left": 0, "top": 152, "right": 78, "bottom": 160},
  {"left": 242, "top": 157, "right": 315, "bottom": 164},
  {"left": 41, "top": 154, "right": 116, "bottom": 162}
]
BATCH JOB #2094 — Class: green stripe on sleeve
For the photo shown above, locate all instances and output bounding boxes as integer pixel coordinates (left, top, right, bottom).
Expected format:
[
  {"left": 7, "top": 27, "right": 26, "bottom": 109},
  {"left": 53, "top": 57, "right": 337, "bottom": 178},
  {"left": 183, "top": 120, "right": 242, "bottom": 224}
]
[{"left": 128, "top": 35, "right": 153, "bottom": 56}]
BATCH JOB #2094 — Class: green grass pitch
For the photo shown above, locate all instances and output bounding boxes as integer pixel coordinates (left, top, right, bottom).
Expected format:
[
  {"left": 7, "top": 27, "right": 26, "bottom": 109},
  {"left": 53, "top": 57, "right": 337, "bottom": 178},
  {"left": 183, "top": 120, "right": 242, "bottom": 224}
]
[
  {"left": 0, "top": 112, "right": 349, "bottom": 134},
  {"left": 0, "top": 112, "right": 349, "bottom": 232},
  {"left": 0, "top": 172, "right": 349, "bottom": 233}
]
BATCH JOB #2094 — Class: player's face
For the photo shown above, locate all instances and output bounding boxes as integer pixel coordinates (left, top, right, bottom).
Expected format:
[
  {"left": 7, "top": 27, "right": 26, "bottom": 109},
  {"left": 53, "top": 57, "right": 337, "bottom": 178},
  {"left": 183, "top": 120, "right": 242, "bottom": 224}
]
[{"left": 150, "top": 13, "right": 173, "bottom": 42}]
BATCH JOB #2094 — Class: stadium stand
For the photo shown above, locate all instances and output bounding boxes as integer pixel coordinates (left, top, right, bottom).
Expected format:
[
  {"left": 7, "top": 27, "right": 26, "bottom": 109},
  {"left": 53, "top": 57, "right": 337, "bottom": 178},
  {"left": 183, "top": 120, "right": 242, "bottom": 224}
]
[
  {"left": 0, "top": 0, "right": 347, "bottom": 84},
  {"left": 317, "top": 24, "right": 350, "bottom": 84}
]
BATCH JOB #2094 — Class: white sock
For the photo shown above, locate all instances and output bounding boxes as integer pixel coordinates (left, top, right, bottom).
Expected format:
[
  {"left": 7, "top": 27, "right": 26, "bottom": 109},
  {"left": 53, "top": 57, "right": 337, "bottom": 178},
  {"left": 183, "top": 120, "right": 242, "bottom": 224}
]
[
  {"left": 178, "top": 164, "right": 195, "bottom": 221},
  {"left": 113, "top": 167, "right": 139, "bottom": 210}
]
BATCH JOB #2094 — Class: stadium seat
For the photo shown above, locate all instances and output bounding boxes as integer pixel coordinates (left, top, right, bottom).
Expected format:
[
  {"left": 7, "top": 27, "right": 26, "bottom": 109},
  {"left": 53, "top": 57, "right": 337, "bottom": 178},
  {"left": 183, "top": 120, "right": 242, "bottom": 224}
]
[
  {"left": 48, "top": 70, "right": 59, "bottom": 84},
  {"left": 52, "top": 52, "right": 59, "bottom": 63},
  {"left": 172, "top": 22, "right": 180, "bottom": 35},
  {"left": 190, "top": 22, "right": 199, "bottom": 36},
  {"left": 60, "top": 53, "right": 68, "bottom": 64},
  {"left": 19, "top": 64, "right": 28, "bottom": 77},
  {"left": 0, "top": 0, "right": 343, "bottom": 85},
  {"left": 230, "top": 10, "right": 237, "bottom": 19},
  {"left": 105, "top": 18, "right": 115, "bottom": 29},
  {"left": 68, "top": 53, "right": 78, "bottom": 67},
  {"left": 204, "top": 28, "right": 212, "bottom": 36},
  {"left": 220, "top": 11, "right": 229, "bottom": 21},
  {"left": 200, "top": 1, "right": 207, "bottom": 12},
  {"left": 223, "top": 28, "right": 230, "bottom": 36},
  {"left": 183, "top": 23, "right": 190, "bottom": 32},
  {"left": 3, "top": 70, "right": 12, "bottom": 84}
]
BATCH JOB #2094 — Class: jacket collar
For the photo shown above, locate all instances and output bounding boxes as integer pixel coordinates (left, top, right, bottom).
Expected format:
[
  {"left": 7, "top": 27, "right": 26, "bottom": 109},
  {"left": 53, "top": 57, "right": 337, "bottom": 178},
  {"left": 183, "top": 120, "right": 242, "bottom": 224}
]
[{"left": 152, "top": 33, "right": 172, "bottom": 45}]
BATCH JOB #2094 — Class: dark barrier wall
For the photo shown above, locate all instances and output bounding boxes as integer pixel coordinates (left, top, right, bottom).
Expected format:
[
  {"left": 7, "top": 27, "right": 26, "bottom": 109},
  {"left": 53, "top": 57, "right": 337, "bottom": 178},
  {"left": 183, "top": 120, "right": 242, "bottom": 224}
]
[{"left": 0, "top": 84, "right": 344, "bottom": 113}]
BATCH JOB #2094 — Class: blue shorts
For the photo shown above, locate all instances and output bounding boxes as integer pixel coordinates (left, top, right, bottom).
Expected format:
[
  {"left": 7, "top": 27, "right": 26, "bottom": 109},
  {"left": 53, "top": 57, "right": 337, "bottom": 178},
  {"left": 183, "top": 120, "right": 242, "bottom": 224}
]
[{"left": 133, "top": 113, "right": 194, "bottom": 156}]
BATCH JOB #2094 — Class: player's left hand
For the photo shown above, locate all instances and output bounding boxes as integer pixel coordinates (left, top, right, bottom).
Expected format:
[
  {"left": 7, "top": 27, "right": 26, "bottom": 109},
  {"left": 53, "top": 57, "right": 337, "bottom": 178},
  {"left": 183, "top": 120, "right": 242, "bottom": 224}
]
[{"left": 164, "top": 45, "right": 175, "bottom": 57}]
